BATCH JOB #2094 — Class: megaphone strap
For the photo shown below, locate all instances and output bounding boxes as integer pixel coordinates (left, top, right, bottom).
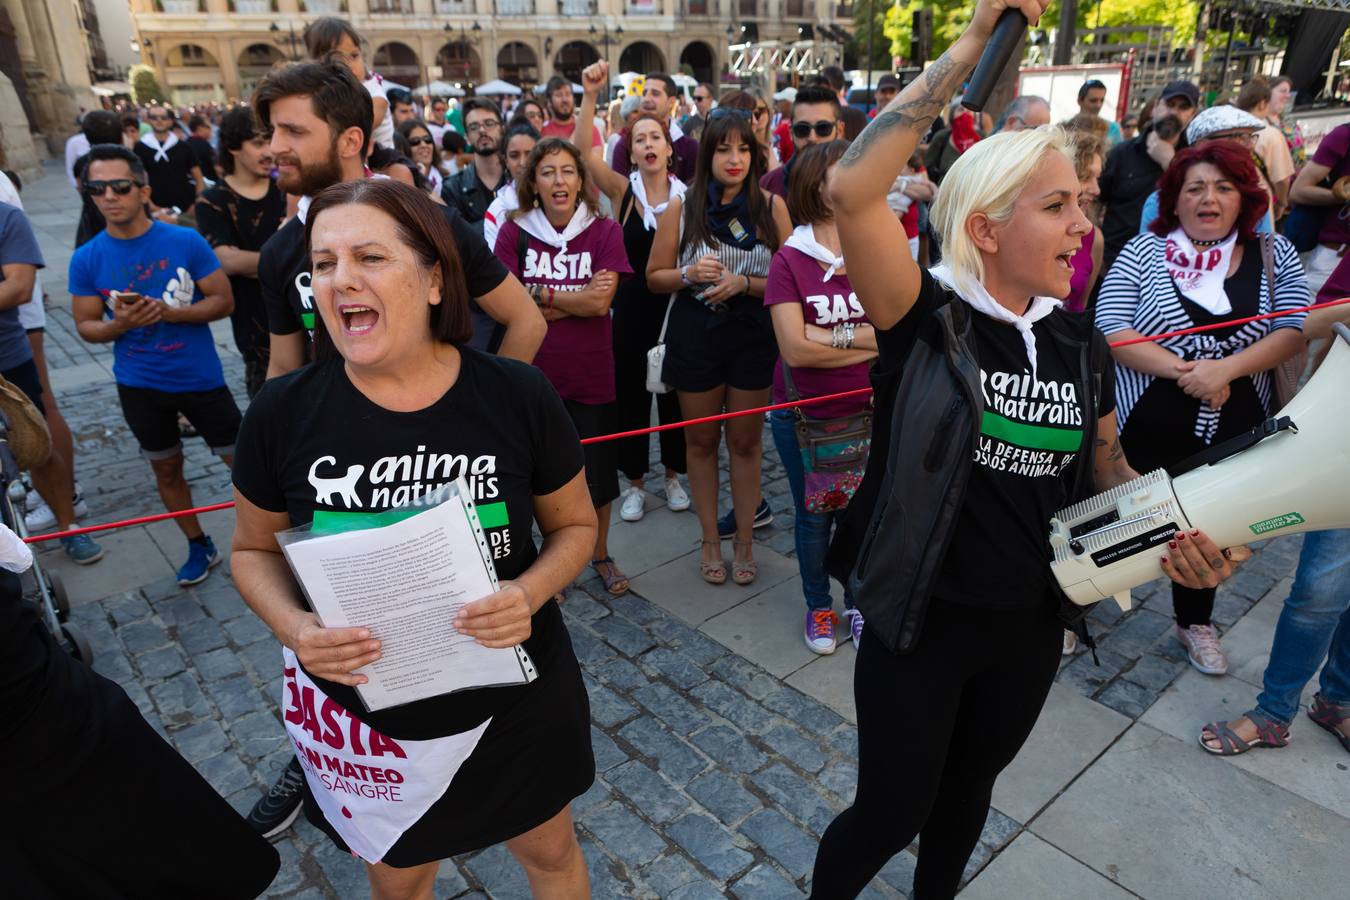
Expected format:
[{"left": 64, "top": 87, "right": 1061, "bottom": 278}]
[{"left": 1170, "top": 415, "right": 1298, "bottom": 477}]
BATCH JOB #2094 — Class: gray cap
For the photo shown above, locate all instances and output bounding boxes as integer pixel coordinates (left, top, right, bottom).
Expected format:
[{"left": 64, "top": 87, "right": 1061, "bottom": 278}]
[{"left": 1186, "top": 105, "right": 1265, "bottom": 145}]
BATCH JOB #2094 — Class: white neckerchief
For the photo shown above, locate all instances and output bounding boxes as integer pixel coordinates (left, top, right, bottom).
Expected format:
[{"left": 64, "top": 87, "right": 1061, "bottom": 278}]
[
  {"left": 140, "top": 131, "right": 178, "bottom": 163},
  {"left": 669, "top": 119, "right": 685, "bottom": 143},
  {"left": 515, "top": 202, "right": 596, "bottom": 253},
  {"left": 630, "top": 172, "right": 686, "bottom": 232},
  {"left": 297, "top": 194, "right": 312, "bottom": 225},
  {"left": 1164, "top": 228, "right": 1237, "bottom": 315},
  {"left": 784, "top": 224, "right": 845, "bottom": 281},
  {"left": 929, "top": 262, "right": 1062, "bottom": 380},
  {"left": 483, "top": 183, "right": 519, "bottom": 253}
]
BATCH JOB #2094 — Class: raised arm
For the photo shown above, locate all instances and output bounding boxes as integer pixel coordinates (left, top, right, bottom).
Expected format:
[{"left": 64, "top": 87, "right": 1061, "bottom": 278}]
[
  {"left": 576, "top": 62, "right": 628, "bottom": 204},
  {"left": 829, "top": 0, "right": 1047, "bottom": 330}
]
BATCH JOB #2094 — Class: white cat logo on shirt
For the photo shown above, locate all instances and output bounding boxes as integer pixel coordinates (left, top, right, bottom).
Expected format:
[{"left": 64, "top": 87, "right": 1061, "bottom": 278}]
[
  {"left": 523, "top": 249, "right": 593, "bottom": 283},
  {"left": 295, "top": 270, "right": 315, "bottom": 310},
  {"left": 805, "top": 291, "right": 864, "bottom": 325}
]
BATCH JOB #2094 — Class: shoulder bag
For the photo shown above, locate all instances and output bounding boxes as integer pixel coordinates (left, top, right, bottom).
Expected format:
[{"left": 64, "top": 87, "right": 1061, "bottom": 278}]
[
  {"left": 781, "top": 361, "right": 872, "bottom": 513},
  {"left": 1259, "top": 233, "right": 1306, "bottom": 408}
]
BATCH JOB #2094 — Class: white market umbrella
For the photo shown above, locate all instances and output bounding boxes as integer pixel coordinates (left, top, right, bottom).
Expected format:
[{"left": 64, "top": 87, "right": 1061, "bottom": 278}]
[
  {"left": 474, "top": 79, "right": 523, "bottom": 96},
  {"left": 416, "top": 80, "right": 465, "bottom": 97}
]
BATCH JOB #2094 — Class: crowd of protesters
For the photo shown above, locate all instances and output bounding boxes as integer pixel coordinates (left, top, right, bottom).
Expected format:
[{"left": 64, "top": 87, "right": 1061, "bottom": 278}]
[{"left": 4, "top": 1, "right": 1348, "bottom": 895}]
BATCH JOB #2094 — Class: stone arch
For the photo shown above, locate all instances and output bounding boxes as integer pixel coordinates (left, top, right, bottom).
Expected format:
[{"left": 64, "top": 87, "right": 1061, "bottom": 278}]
[
  {"left": 497, "top": 42, "right": 538, "bottom": 88},
  {"left": 237, "top": 43, "right": 285, "bottom": 97},
  {"left": 373, "top": 41, "right": 421, "bottom": 86},
  {"left": 678, "top": 40, "right": 716, "bottom": 84},
  {"left": 618, "top": 41, "right": 666, "bottom": 75},
  {"left": 553, "top": 41, "right": 598, "bottom": 85},
  {"left": 437, "top": 41, "right": 483, "bottom": 84},
  {"left": 165, "top": 43, "right": 219, "bottom": 68}
]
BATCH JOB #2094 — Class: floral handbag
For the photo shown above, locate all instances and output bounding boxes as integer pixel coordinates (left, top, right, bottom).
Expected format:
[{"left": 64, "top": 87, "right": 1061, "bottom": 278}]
[{"left": 781, "top": 362, "right": 872, "bottom": 513}]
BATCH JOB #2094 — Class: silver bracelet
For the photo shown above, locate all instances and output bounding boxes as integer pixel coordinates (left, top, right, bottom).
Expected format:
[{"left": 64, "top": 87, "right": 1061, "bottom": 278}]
[
  {"left": 831, "top": 324, "right": 842, "bottom": 349},
  {"left": 845, "top": 322, "right": 856, "bottom": 349}
]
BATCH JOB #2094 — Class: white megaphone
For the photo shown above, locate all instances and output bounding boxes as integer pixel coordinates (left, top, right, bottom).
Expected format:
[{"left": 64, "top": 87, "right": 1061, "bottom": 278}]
[{"left": 1050, "top": 322, "right": 1350, "bottom": 610}]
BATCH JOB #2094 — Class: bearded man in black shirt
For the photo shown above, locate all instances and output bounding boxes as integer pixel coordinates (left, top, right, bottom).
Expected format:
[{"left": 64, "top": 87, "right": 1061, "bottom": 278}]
[{"left": 253, "top": 62, "right": 544, "bottom": 382}]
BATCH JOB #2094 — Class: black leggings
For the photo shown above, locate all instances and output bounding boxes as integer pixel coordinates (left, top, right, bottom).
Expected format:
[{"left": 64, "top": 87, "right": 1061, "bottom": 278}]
[
  {"left": 810, "top": 600, "right": 1061, "bottom": 899},
  {"left": 612, "top": 337, "right": 686, "bottom": 481}
]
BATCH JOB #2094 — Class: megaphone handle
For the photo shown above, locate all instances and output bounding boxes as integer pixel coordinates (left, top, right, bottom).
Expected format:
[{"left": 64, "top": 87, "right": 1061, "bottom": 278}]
[{"left": 962, "top": 10, "right": 1027, "bottom": 113}]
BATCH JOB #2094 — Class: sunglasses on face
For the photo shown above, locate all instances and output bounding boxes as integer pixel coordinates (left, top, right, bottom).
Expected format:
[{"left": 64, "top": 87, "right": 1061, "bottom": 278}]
[
  {"left": 694, "top": 95, "right": 710, "bottom": 103},
  {"left": 753, "top": 107, "right": 769, "bottom": 119},
  {"left": 792, "top": 120, "right": 836, "bottom": 139},
  {"left": 147, "top": 114, "right": 170, "bottom": 121},
  {"left": 83, "top": 179, "right": 142, "bottom": 197},
  {"left": 708, "top": 107, "right": 752, "bottom": 122},
  {"left": 407, "top": 135, "right": 435, "bottom": 146}
]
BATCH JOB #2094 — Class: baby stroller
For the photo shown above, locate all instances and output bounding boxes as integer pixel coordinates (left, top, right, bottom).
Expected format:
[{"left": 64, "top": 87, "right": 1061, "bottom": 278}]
[{"left": 0, "top": 408, "right": 92, "bottom": 664}]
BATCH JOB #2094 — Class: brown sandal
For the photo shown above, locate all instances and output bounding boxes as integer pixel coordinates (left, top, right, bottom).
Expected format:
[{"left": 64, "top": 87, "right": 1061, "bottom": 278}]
[
  {"left": 699, "top": 539, "right": 726, "bottom": 585},
  {"left": 1198, "top": 710, "right": 1290, "bottom": 756},
  {"left": 732, "top": 540, "right": 758, "bottom": 586},
  {"left": 590, "top": 557, "right": 630, "bottom": 596},
  {"left": 1308, "top": 693, "right": 1350, "bottom": 755}
]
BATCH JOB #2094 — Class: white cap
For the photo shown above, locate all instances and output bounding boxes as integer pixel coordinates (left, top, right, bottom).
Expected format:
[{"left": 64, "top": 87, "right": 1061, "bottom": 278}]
[
  {"left": 1185, "top": 105, "right": 1265, "bottom": 145},
  {"left": 773, "top": 87, "right": 797, "bottom": 102}
]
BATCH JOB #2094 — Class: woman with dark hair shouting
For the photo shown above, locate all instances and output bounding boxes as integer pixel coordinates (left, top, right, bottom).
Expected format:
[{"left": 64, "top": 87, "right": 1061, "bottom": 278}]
[
  {"left": 809, "top": 1, "right": 1245, "bottom": 896},
  {"left": 492, "top": 135, "right": 635, "bottom": 596},
  {"left": 647, "top": 104, "right": 792, "bottom": 587},
  {"left": 1097, "top": 140, "right": 1308, "bottom": 677},
  {"left": 231, "top": 179, "right": 597, "bottom": 900}
]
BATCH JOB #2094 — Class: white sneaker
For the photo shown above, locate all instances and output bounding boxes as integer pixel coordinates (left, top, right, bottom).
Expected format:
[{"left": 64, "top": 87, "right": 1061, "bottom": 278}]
[
  {"left": 665, "top": 476, "right": 690, "bottom": 512},
  {"left": 620, "top": 486, "right": 646, "bottom": 522},
  {"left": 24, "top": 486, "right": 88, "bottom": 532},
  {"left": 1062, "top": 630, "right": 1078, "bottom": 656}
]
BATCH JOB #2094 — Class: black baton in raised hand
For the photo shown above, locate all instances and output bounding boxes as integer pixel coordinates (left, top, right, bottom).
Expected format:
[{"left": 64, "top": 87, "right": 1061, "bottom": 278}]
[{"left": 961, "top": 9, "right": 1027, "bottom": 112}]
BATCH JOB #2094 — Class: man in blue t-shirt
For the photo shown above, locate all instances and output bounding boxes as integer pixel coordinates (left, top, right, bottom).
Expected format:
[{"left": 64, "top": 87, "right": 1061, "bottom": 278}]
[
  {"left": 0, "top": 202, "right": 103, "bottom": 563},
  {"left": 69, "top": 145, "right": 238, "bottom": 586}
]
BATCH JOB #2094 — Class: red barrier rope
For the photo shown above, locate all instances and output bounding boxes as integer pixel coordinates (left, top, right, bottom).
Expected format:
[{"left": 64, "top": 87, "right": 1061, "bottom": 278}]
[{"left": 24, "top": 298, "right": 1348, "bottom": 545}]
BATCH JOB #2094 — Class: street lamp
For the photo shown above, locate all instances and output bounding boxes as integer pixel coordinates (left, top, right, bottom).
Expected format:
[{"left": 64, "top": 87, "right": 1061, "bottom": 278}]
[
  {"left": 589, "top": 22, "right": 623, "bottom": 73},
  {"left": 270, "top": 22, "right": 302, "bottom": 62},
  {"left": 441, "top": 22, "right": 482, "bottom": 82}
]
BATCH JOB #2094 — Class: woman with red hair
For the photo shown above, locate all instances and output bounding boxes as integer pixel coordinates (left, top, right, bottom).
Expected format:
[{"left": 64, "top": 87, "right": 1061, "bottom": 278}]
[{"left": 1096, "top": 140, "right": 1308, "bottom": 676}]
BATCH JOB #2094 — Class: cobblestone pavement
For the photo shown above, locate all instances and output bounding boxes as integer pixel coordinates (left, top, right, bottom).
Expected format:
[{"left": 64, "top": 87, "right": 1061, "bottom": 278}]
[{"left": 23, "top": 161, "right": 1349, "bottom": 899}]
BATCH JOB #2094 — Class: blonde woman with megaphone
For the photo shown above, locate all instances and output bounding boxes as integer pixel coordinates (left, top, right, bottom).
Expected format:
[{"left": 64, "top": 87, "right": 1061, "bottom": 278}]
[{"left": 809, "top": 1, "right": 1246, "bottom": 896}]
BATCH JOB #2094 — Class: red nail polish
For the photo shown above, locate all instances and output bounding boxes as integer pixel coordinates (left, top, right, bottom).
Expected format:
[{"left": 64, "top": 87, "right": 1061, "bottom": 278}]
[
  {"left": 1177, "top": 533, "right": 1186, "bottom": 542},
  {"left": 1190, "top": 529, "right": 1200, "bottom": 537},
  {"left": 1168, "top": 541, "right": 1177, "bottom": 549}
]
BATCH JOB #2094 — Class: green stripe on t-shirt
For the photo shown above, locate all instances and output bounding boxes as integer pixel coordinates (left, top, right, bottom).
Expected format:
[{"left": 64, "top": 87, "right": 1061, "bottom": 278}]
[
  {"left": 474, "top": 501, "right": 509, "bottom": 529},
  {"left": 980, "top": 411, "right": 1082, "bottom": 452}
]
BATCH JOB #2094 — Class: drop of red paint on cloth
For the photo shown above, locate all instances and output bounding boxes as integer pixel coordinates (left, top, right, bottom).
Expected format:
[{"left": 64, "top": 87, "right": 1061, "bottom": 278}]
[{"left": 342, "top": 807, "right": 353, "bottom": 818}]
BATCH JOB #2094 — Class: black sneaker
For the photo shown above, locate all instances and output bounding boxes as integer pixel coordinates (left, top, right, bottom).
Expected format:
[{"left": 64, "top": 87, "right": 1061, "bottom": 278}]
[
  {"left": 717, "top": 499, "right": 774, "bottom": 538},
  {"left": 245, "top": 757, "right": 305, "bottom": 840}
]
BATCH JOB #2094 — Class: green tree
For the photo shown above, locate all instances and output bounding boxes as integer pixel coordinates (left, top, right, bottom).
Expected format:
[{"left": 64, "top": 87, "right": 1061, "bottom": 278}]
[
  {"left": 130, "top": 64, "right": 166, "bottom": 105},
  {"left": 851, "top": 0, "right": 895, "bottom": 72}
]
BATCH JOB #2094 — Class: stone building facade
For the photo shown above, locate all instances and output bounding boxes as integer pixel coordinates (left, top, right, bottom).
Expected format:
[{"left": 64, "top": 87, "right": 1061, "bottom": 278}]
[{"left": 129, "top": 0, "right": 854, "bottom": 103}]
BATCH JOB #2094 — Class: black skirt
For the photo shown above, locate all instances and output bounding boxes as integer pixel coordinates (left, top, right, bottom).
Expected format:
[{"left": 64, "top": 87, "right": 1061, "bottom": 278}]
[{"left": 302, "top": 619, "right": 595, "bottom": 867}]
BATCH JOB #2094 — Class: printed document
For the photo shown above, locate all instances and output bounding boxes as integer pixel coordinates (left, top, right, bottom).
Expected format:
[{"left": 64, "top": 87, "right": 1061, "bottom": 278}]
[{"left": 279, "top": 481, "right": 536, "bottom": 711}]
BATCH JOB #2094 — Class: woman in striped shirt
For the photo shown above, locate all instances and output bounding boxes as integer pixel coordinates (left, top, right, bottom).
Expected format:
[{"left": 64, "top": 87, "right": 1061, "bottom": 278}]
[{"left": 1096, "top": 141, "right": 1308, "bottom": 677}]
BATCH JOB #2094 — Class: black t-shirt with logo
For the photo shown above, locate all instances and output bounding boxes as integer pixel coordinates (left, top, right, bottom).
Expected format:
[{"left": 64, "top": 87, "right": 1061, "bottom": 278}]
[
  {"left": 232, "top": 348, "right": 584, "bottom": 739},
  {"left": 258, "top": 202, "right": 509, "bottom": 342},
  {"left": 195, "top": 180, "right": 287, "bottom": 361},
  {"left": 875, "top": 270, "right": 1116, "bottom": 609}
]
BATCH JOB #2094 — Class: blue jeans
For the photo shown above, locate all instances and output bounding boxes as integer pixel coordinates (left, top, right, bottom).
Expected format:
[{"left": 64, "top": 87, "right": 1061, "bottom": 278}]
[
  {"left": 1253, "top": 530, "right": 1350, "bottom": 726},
  {"left": 770, "top": 411, "right": 854, "bottom": 612}
]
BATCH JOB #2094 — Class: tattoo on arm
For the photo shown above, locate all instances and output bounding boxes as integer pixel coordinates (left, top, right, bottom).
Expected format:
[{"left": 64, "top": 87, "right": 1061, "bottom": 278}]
[
  {"left": 1107, "top": 439, "right": 1124, "bottom": 462},
  {"left": 839, "top": 52, "right": 974, "bottom": 169}
]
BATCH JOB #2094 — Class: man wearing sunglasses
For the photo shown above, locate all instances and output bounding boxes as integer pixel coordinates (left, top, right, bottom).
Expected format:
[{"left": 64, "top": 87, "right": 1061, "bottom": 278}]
[
  {"left": 683, "top": 82, "right": 716, "bottom": 140},
  {"left": 760, "top": 85, "right": 843, "bottom": 204},
  {"left": 441, "top": 98, "right": 508, "bottom": 230},
  {"left": 608, "top": 72, "right": 699, "bottom": 182},
  {"left": 70, "top": 145, "right": 238, "bottom": 585},
  {"left": 132, "top": 105, "right": 205, "bottom": 222}
]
